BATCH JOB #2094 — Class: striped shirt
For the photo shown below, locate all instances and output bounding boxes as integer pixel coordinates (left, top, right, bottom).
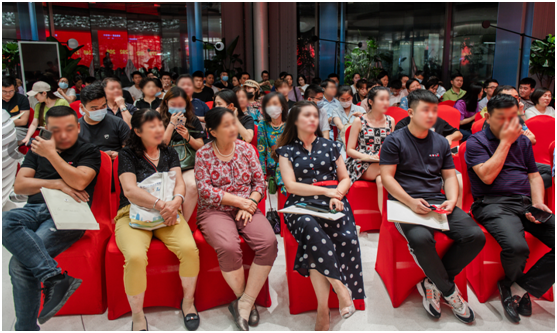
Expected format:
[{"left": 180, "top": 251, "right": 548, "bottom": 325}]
[{"left": 465, "top": 125, "right": 538, "bottom": 199}]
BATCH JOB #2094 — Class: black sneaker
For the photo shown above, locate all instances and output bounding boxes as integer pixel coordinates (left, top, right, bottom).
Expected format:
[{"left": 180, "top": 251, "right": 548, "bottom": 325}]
[
  {"left": 517, "top": 293, "right": 532, "bottom": 316},
  {"left": 38, "top": 271, "right": 82, "bottom": 324}
]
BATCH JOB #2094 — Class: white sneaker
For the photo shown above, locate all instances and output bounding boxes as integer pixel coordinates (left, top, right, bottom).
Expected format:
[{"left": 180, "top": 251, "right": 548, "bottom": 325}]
[
  {"left": 443, "top": 287, "right": 475, "bottom": 324},
  {"left": 417, "top": 278, "right": 441, "bottom": 318}
]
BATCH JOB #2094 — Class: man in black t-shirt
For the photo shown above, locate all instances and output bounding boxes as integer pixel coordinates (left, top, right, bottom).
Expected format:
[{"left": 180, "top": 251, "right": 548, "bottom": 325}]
[
  {"left": 78, "top": 83, "right": 130, "bottom": 160},
  {"left": 394, "top": 114, "right": 463, "bottom": 145},
  {"left": 192, "top": 70, "right": 214, "bottom": 102},
  {"left": 380, "top": 90, "right": 484, "bottom": 324},
  {"left": 2, "top": 77, "right": 30, "bottom": 143},
  {"left": 2, "top": 106, "right": 101, "bottom": 330}
]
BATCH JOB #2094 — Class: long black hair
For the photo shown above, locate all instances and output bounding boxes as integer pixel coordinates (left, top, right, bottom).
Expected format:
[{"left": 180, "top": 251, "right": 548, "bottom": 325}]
[
  {"left": 205, "top": 107, "right": 235, "bottom": 141},
  {"left": 457, "top": 82, "right": 483, "bottom": 112},
  {"left": 125, "top": 108, "right": 166, "bottom": 157},
  {"left": 159, "top": 86, "right": 196, "bottom": 129},
  {"left": 261, "top": 92, "right": 289, "bottom": 123}
]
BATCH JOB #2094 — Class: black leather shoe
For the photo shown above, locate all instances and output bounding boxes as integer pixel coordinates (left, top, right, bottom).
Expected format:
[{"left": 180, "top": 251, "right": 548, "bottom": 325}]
[
  {"left": 131, "top": 316, "right": 148, "bottom": 331},
  {"left": 181, "top": 300, "right": 200, "bottom": 331},
  {"left": 248, "top": 305, "right": 259, "bottom": 326},
  {"left": 518, "top": 293, "right": 532, "bottom": 317},
  {"left": 498, "top": 281, "right": 520, "bottom": 323},
  {"left": 228, "top": 299, "right": 249, "bottom": 331}
]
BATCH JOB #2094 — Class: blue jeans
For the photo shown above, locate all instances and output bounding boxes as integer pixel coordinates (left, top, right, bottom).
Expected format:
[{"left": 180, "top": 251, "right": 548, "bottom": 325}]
[{"left": 2, "top": 203, "right": 84, "bottom": 331}]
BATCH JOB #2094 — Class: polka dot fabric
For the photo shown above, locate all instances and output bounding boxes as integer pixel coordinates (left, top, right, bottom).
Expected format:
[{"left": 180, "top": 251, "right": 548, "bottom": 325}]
[{"left": 276, "top": 137, "right": 365, "bottom": 301}]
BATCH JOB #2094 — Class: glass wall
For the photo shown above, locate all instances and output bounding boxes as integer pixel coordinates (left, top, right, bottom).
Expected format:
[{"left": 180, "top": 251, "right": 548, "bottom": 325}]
[{"left": 297, "top": 2, "right": 317, "bottom": 82}]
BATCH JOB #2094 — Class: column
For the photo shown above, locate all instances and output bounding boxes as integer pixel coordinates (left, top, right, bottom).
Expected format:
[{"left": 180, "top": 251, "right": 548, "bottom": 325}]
[
  {"left": 187, "top": 2, "right": 204, "bottom": 74},
  {"left": 492, "top": 2, "right": 524, "bottom": 85},
  {"left": 318, "top": 3, "right": 338, "bottom": 80},
  {"left": 253, "top": 2, "right": 269, "bottom": 81}
]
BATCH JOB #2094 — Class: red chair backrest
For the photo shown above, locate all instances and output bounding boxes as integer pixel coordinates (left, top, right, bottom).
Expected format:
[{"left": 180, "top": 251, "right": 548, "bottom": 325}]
[
  {"left": 205, "top": 101, "right": 214, "bottom": 109},
  {"left": 91, "top": 151, "right": 113, "bottom": 226},
  {"left": 385, "top": 106, "right": 408, "bottom": 125},
  {"left": 526, "top": 115, "right": 556, "bottom": 165},
  {"left": 471, "top": 118, "right": 486, "bottom": 134},
  {"left": 252, "top": 124, "right": 258, "bottom": 147},
  {"left": 28, "top": 107, "right": 35, "bottom": 126},
  {"left": 437, "top": 105, "right": 461, "bottom": 130},
  {"left": 439, "top": 100, "right": 455, "bottom": 107},
  {"left": 356, "top": 102, "right": 361, "bottom": 106},
  {"left": 458, "top": 142, "right": 474, "bottom": 213},
  {"left": 549, "top": 141, "right": 555, "bottom": 169},
  {"left": 112, "top": 156, "right": 121, "bottom": 219},
  {"left": 69, "top": 101, "right": 82, "bottom": 118},
  {"left": 344, "top": 125, "right": 358, "bottom": 150},
  {"left": 474, "top": 112, "right": 484, "bottom": 121}
]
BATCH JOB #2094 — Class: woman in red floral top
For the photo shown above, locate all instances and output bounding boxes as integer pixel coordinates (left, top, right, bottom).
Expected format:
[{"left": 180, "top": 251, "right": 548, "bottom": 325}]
[{"left": 194, "top": 107, "right": 277, "bottom": 331}]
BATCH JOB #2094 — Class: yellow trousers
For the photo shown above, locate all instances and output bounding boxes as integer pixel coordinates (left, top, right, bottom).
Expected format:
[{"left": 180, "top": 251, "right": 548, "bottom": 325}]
[{"left": 114, "top": 205, "right": 200, "bottom": 296}]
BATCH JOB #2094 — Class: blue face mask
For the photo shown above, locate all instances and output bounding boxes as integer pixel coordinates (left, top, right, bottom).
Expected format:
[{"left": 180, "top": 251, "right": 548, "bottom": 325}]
[
  {"left": 59, "top": 82, "right": 68, "bottom": 89},
  {"left": 316, "top": 100, "right": 324, "bottom": 108},
  {"left": 168, "top": 107, "right": 185, "bottom": 114},
  {"left": 222, "top": 76, "right": 229, "bottom": 82},
  {"left": 83, "top": 106, "right": 107, "bottom": 122},
  {"left": 155, "top": 91, "right": 162, "bottom": 97}
]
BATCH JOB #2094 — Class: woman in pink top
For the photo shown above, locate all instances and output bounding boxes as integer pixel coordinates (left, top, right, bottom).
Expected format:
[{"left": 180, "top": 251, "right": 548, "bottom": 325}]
[
  {"left": 454, "top": 82, "right": 483, "bottom": 141},
  {"left": 195, "top": 107, "right": 277, "bottom": 331}
]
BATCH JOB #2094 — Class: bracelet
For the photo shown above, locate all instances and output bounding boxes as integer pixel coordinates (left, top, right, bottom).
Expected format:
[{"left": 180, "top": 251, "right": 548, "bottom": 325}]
[
  {"left": 173, "top": 194, "right": 185, "bottom": 205},
  {"left": 152, "top": 198, "right": 160, "bottom": 209},
  {"left": 248, "top": 198, "right": 259, "bottom": 205},
  {"left": 170, "top": 121, "right": 176, "bottom": 127}
]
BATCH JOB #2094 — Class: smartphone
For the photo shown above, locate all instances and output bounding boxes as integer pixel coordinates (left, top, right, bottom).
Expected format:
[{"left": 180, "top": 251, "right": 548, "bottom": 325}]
[
  {"left": 296, "top": 202, "right": 334, "bottom": 214},
  {"left": 176, "top": 117, "right": 185, "bottom": 127},
  {"left": 525, "top": 206, "right": 553, "bottom": 223},
  {"left": 39, "top": 128, "right": 52, "bottom": 140},
  {"left": 450, "top": 146, "right": 459, "bottom": 154},
  {"left": 25, "top": 137, "right": 35, "bottom": 147}
]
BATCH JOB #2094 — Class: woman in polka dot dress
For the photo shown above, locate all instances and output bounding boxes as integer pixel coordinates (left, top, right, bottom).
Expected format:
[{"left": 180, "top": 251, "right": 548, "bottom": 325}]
[{"left": 275, "top": 101, "right": 364, "bottom": 331}]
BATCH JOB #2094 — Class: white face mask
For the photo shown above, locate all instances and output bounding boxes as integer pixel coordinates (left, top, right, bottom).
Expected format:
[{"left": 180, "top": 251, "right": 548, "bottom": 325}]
[
  {"left": 340, "top": 101, "right": 352, "bottom": 109},
  {"left": 266, "top": 105, "right": 282, "bottom": 119}
]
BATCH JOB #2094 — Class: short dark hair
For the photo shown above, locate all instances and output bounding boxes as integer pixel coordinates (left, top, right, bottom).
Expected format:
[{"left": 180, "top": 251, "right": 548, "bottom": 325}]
[
  {"left": 101, "top": 76, "right": 121, "bottom": 88},
  {"left": 139, "top": 77, "right": 162, "bottom": 90},
  {"left": 274, "top": 78, "right": 288, "bottom": 89},
  {"left": 304, "top": 84, "right": 324, "bottom": 100},
  {"left": 405, "top": 78, "right": 420, "bottom": 90},
  {"left": 176, "top": 74, "right": 193, "bottom": 86},
  {"left": 192, "top": 71, "right": 204, "bottom": 79},
  {"left": 400, "top": 74, "right": 409, "bottom": 79},
  {"left": 415, "top": 70, "right": 424, "bottom": 77},
  {"left": 519, "top": 77, "right": 536, "bottom": 89},
  {"left": 320, "top": 79, "right": 336, "bottom": 90},
  {"left": 493, "top": 85, "right": 516, "bottom": 97},
  {"left": 2, "top": 76, "right": 15, "bottom": 88},
  {"left": 205, "top": 107, "right": 235, "bottom": 141},
  {"left": 352, "top": 72, "right": 361, "bottom": 79},
  {"left": 337, "top": 85, "right": 354, "bottom": 97},
  {"left": 355, "top": 80, "right": 368, "bottom": 90},
  {"left": 160, "top": 71, "right": 171, "bottom": 79},
  {"left": 424, "top": 78, "right": 439, "bottom": 90},
  {"left": 311, "top": 77, "right": 322, "bottom": 85},
  {"left": 483, "top": 78, "right": 498, "bottom": 88},
  {"left": 279, "top": 71, "right": 288, "bottom": 79},
  {"left": 240, "top": 71, "right": 250, "bottom": 78},
  {"left": 261, "top": 92, "right": 289, "bottom": 123},
  {"left": 45, "top": 105, "right": 77, "bottom": 124},
  {"left": 125, "top": 108, "right": 165, "bottom": 156},
  {"left": 487, "top": 94, "right": 518, "bottom": 115},
  {"left": 131, "top": 71, "right": 143, "bottom": 79},
  {"left": 530, "top": 88, "right": 551, "bottom": 105},
  {"left": 407, "top": 89, "right": 439, "bottom": 110},
  {"left": 219, "top": 70, "right": 228, "bottom": 76},
  {"left": 80, "top": 83, "right": 106, "bottom": 107},
  {"left": 390, "top": 79, "right": 402, "bottom": 90},
  {"left": 377, "top": 71, "right": 389, "bottom": 80},
  {"left": 84, "top": 77, "right": 97, "bottom": 84},
  {"left": 204, "top": 71, "right": 214, "bottom": 78},
  {"left": 450, "top": 73, "right": 463, "bottom": 81},
  {"left": 261, "top": 70, "right": 269, "bottom": 76},
  {"left": 328, "top": 73, "right": 339, "bottom": 80}
]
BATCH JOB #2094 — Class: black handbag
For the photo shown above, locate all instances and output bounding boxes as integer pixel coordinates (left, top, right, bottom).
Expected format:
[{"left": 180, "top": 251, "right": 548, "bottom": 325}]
[{"left": 266, "top": 197, "right": 281, "bottom": 234}]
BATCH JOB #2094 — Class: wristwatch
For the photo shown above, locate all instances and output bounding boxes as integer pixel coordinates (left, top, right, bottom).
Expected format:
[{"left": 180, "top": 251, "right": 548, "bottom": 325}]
[{"left": 121, "top": 106, "right": 128, "bottom": 112}]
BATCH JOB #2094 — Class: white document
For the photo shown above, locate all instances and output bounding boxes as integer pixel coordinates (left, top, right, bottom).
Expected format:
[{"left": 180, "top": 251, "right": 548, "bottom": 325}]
[
  {"left": 40, "top": 188, "right": 99, "bottom": 230},
  {"left": 279, "top": 205, "right": 345, "bottom": 221},
  {"left": 387, "top": 200, "right": 449, "bottom": 231}
]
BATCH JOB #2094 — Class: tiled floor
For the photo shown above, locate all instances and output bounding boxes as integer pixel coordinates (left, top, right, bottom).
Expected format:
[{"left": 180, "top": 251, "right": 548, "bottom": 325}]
[{"left": 2, "top": 200, "right": 555, "bottom": 331}]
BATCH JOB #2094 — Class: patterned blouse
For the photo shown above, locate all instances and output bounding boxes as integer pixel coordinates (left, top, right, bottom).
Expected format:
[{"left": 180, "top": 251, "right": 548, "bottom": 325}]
[
  {"left": 195, "top": 139, "right": 266, "bottom": 212},
  {"left": 257, "top": 121, "right": 284, "bottom": 179},
  {"left": 246, "top": 106, "right": 263, "bottom": 122}
]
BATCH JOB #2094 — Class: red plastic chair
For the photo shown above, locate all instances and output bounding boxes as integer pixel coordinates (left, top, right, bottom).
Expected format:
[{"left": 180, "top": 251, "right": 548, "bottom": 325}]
[
  {"left": 459, "top": 142, "right": 554, "bottom": 302},
  {"left": 69, "top": 101, "right": 82, "bottom": 118},
  {"left": 474, "top": 112, "right": 484, "bottom": 121},
  {"left": 375, "top": 188, "right": 468, "bottom": 307},
  {"left": 385, "top": 106, "right": 408, "bottom": 126},
  {"left": 437, "top": 105, "right": 462, "bottom": 148},
  {"left": 471, "top": 118, "right": 486, "bottom": 134},
  {"left": 110, "top": 156, "right": 120, "bottom": 221},
  {"left": 105, "top": 154, "right": 271, "bottom": 320},
  {"left": 525, "top": 115, "right": 555, "bottom": 165},
  {"left": 205, "top": 101, "right": 214, "bottom": 109},
  {"left": 343, "top": 126, "right": 382, "bottom": 232},
  {"left": 46, "top": 151, "right": 113, "bottom": 315},
  {"left": 439, "top": 100, "right": 456, "bottom": 107},
  {"left": 251, "top": 124, "right": 258, "bottom": 148},
  {"left": 18, "top": 107, "right": 38, "bottom": 155},
  {"left": 548, "top": 141, "right": 555, "bottom": 213}
]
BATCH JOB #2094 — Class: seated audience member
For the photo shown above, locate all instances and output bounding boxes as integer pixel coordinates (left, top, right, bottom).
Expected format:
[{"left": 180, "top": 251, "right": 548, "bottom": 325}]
[
  {"left": 176, "top": 74, "right": 210, "bottom": 122},
  {"left": 205, "top": 72, "right": 219, "bottom": 94},
  {"left": 284, "top": 74, "right": 303, "bottom": 102},
  {"left": 518, "top": 77, "right": 536, "bottom": 110},
  {"left": 377, "top": 71, "right": 389, "bottom": 87},
  {"left": 303, "top": 84, "right": 330, "bottom": 139},
  {"left": 380, "top": 90, "right": 485, "bottom": 323},
  {"left": 297, "top": 74, "right": 309, "bottom": 95},
  {"left": 388, "top": 79, "right": 404, "bottom": 106},
  {"left": 275, "top": 79, "right": 295, "bottom": 110},
  {"left": 78, "top": 83, "right": 130, "bottom": 161},
  {"left": 231, "top": 75, "right": 241, "bottom": 87},
  {"left": 195, "top": 107, "right": 278, "bottom": 331},
  {"left": 192, "top": 70, "right": 214, "bottom": 103},
  {"left": 160, "top": 87, "right": 205, "bottom": 222},
  {"left": 16, "top": 77, "right": 25, "bottom": 94},
  {"left": 115, "top": 108, "right": 200, "bottom": 331},
  {"left": 345, "top": 86, "right": 394, "bottom": 213},
  {"left": 214, "top": 89, "right": 254, "bottom": 143},
  {"left": 234, "top": 86, "right": 263, "bottom": 122},
  {"left": 311, "top": 77, "right": 322, "bottom": 85},
  {"left": 128, "top": 71, "right": 144, "bottom": 101},
  {"left": 479, "top": 85, "right": 526, "bottom": 119},
  {"left": 239, "top": 72, "right": 251, "bottom": 86},
  {"left": 399, "top": 78, "right": 422, "bottom": 110},
  {"left": 525, "top": 88, "right": 555, "bottom": 119},
  {"left": 435, "top": 78, "right": 447, "bottom": 99},
  {"left": 257, "top": 92, "right": 288, "bottom": 190},
  {"left": 320, "top": 79, "right": 343, "bottom": 138},
  {"left": 243, "top": 79, "right": 263, "bottom": 111},
  {"left": 425, "top": 78, "right": 441, "bottom": 99},
  {"left": 72, "top": 75, "right": 84, "bottom": 95},
  {"left": 134, "top": 77, "right": 163, "bottom": 110},
  {"left": 478, "top": 79, "right": 499, "bottom": 110},
  {"left": 259, "top": 70, "right": 273, "bottom": 93},
  {"left": 332, "top": 86, "right": 365, "bottom": 148},
  {"left": 214, "top": 71, "right": 230, "bottom": 90},
  {"left": 56, "top": 77, "right": 77, "bottom": 103},
  {"left": 328, "top": 73, "right": 340, "bottom": 85},
  {"left": 102, "top": 77, "right": 137, "bottom": 128},
  {"left": 161, "top": 71, "right": 174, "bottom": 95},
  {"left": 361, "top": 79, "right": 381, "bottom": 112},
  {"left": 276, "top": 101, "right": 361, "bottom": 330},
  {"left": 466, "top": 94, "right": 554, "bottom": 324},
  {"left": 23, "top": 81, "right": 69, "bottom": 145},
  {"left": 2, "top": 106, "right": 101, "bottom": 330},
  {"left": 2, "top": 77, "right": 30, "bottom": 143},
  {"left": 350, "top": 72, "right": 361, "bottom": 94},
  {"left": 352, "top": 79, "right": 368, "bottom": 105},
  {"left": 441, "top": 73, "right": 466, "bottom": 102},
  {"left": 414, "top": 70, "right": 425, "bottom": 85},
  {"left": 453, "top": 82, "right": 483, "bottom": 141},
  {"left": 400, "top": 74, "right": 410, "bottom": 96}
]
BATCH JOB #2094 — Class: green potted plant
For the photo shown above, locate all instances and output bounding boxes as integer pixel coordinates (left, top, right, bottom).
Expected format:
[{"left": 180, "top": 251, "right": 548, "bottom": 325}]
[
  {"left": 2, "top": 42, "right": 20, "bottom": 77},
  {"left": 529, "top": 34, "right": 555, "bottom": 88},
  {"left": 46, "top": 36, "right": 90, "bottom": 79},
  {"left": 344, "top": 38, "right": 383, "bottom": 84}
]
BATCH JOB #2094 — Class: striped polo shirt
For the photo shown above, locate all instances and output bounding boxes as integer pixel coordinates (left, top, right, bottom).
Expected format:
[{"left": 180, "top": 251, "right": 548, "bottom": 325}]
[{"left": 465, "top": 125, "right": 538, "bottom": 199}]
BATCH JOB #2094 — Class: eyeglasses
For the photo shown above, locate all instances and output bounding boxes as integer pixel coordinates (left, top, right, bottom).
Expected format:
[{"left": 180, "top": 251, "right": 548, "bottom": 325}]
[
  {"left": 2, "top": 90, "right": 15, "bottom": 95},
  {"left": 486, "top": 86, "right": 498, "bottom": 89}
]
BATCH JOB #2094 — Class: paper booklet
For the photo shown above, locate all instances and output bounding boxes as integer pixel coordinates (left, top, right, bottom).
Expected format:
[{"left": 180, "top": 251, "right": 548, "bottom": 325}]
[
  {"left": 279, "top": 205, "right": 346, "bottom": 221},
  {"left": 40, "top": 188, "right": 99, "bottom": 230},
  {"left": 387, "top": 200, "right": 449, "bottom": 231}
]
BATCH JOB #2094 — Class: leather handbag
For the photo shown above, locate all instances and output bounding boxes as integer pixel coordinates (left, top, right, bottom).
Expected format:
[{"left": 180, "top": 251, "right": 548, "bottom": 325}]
[{"left": 170, "top": 131, "right": 196, "bottom": 171}]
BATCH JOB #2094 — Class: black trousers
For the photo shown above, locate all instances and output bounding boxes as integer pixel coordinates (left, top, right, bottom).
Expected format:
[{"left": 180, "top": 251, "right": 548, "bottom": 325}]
[
  {"left": 395, "top": 202, "right": 486, "bottom": 296},
  {"left": 471, "top": 195, "right": 555, "bottom": 298},
  {"left": 536, "top": 163, "right": 553, "bottom": 189}
]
